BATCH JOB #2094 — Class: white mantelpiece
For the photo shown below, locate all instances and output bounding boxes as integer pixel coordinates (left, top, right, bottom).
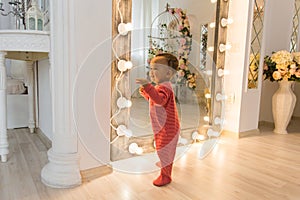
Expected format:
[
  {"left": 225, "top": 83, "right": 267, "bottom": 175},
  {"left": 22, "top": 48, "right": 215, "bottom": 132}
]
[{"left": 0, "top": 30, "right": 50, "bottom": 162}]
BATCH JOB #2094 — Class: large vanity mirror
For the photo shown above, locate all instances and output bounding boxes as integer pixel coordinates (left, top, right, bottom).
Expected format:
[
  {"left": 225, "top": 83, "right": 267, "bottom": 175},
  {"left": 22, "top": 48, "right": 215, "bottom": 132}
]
[{"left": 111, "top": 0, "right": 226, "bottom": 161}]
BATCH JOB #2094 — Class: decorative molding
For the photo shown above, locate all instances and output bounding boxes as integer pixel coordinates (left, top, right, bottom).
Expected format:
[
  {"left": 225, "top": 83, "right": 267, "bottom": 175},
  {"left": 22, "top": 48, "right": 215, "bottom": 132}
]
[
  {"left": 80, "top": 165, "right": 113, "bottom": 183},
  {"left": 221, "top": 129, "right": 261, "bottom": 139},
  {"left": 36, "top": 128, "right": 52, "bottom": 149},
  {"left": 0, "top": 30, "right": 50, "bottom": 52}
]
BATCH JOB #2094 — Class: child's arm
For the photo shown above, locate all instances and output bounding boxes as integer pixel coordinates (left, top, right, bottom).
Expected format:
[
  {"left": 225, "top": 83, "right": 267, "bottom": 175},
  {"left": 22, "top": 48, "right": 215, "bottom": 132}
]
[
  {"left": 143, "top": 84, "right": 170, "bottom": 106},
  {"left": 139, "top": 86, "right": 150, "bottom": 101},
  {"left": 136, "top": 78, "right": 150, "bottom": 101}
]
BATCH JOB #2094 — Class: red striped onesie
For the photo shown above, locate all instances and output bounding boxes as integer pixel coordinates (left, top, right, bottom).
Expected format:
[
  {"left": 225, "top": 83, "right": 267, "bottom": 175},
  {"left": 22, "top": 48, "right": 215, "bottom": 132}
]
[{"left": 140, "top": 81, "right": 180, "bottom": 171}]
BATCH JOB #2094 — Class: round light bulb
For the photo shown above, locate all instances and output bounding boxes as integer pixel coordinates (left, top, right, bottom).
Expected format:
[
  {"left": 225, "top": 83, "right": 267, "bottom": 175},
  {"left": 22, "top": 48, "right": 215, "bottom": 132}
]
[
  {"left": 117, "top": 60, "right": 127, "bottom": 72},
  {"left": 126, "top": 100, "right": 132, "bottom": 108},
  {"left": 205, "top": 93, "right": 211, "bottom": 99},
  {"left": 116, "top": 125, "right": 126, "bottom": 136},
  {"left": 125, "top": 61, "right": 133, "bottom": 70},
  {"left": 118, "top": 23, "right": 128, "bottom": 35},
  {"left": 129, "top": 143, "right": 138, "bottom": 154},
  {"left": 117, "top": 97, "right": 127, "bottom": 108},
  {"left": 207, "top": 46, "right": 214, "bottom": 52},
  {"left": 136, "top": 147, "right": 143, "bottom": 155},
  {"left": 204, "top": 116, "right": 210, "bottom": 122}
]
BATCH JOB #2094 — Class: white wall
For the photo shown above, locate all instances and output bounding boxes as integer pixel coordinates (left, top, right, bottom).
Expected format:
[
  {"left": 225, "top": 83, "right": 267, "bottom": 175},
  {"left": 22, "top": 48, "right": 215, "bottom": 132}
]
[
  {"left": 260, "top": 0, "right": 295, "bottom": 122},
  {"left": 74, "top": 0, "right": 111, "bottom": 170},
  {"left": 224, "top": 0, "right": 250, "bottom": 133},
  {"left": 37, "top": 59, "right": 53, "bottom": 140}
]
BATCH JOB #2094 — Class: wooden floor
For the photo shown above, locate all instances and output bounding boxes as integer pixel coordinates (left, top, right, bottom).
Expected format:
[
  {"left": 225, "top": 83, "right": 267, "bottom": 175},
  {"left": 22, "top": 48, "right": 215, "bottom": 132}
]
[{"left": 0, "top": 123, "right": 300, "bottom": 200}]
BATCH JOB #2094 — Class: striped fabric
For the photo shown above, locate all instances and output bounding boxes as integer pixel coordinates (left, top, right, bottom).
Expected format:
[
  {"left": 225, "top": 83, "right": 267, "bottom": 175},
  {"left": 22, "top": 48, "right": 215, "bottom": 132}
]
[{"left": 140, "top": 82, "right": 180, "bottom": 167}]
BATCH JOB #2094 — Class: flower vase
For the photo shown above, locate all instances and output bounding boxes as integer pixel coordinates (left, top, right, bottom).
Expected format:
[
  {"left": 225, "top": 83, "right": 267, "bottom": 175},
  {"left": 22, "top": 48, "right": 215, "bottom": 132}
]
[{"left": 272, "top": 80, "right": 296, "bottom": 134}]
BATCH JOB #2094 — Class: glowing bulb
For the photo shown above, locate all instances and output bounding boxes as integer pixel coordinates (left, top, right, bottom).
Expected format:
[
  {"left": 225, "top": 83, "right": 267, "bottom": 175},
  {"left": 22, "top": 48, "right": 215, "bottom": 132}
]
[
  {"left": 214, "top": 117, "right": 226, "bottom": 126},
  {"left": 117, "top": 97, "right": 131, "bottom": 108},
  {"left": 116, "top": 125, "right": 133, "bottom": 137},
  {"left": 205, "top": 93, "right": 211, "bottom": 99},
  {"left": 209, "top": 22, "right": 215, "bottom": 28},
  {"left": 210, "top": 0, "right": 217, "bottom": 3},
  {"left": 216, "top": 93, "right": 227, "bottom": 101},
  {"left": 218, "top": 68, "right": 230, "bottom": 77},
  {"left": 204, "top": 116, "right": 210, "bottom": 122},
  {"left": 207, "top": 129, "right": 220, "bottom": 137},
  {"left": 125, "top": 61, "right": 133, "bottom": 69},
  {"left": 136, "top": 147, "right": 143, "bottom": 155},
  {"left": 118, "top": 60, "right": 127, "bottom": 71},
  {"left": 204, "top": 70, "right": 212, "bottom": 76},
  {"left": 118, "top": 22, "right": 133, "bottom": 35},
  {"left": 221, "top": 18, "right": 233, "bottom": 27},
  {"left": 129, "top": 143, "right": 138, "bottom": 154},
  {"left": 118, "top": 60, "right": 133, "bottom": 72},
  {"left": 207, "top": 46, "right": 214, "bottom": 52},
  {"left": 219, "top": 43, "right": 232, "bottom": 52}
]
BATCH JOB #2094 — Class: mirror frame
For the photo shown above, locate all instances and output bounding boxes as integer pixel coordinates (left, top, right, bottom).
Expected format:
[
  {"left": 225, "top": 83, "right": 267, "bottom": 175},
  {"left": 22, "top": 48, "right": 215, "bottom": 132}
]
[{"left": 111, "top": 0, "right": 230, "bottom": 161}]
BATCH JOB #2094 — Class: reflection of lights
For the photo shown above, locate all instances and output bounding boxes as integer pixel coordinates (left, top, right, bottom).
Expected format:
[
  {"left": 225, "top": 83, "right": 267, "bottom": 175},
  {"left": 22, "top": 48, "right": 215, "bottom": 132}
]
[
  {"left": 219, "top": 43, "right": 232, "bottom": 52},
  {"left": 218, "top": 68, "right": 230, "bottom": 77},
  {"left": 207, "top": 46, "right": 214, "bottom": 52},
  {"left": 118, "top": 22, "right": 133, "bottom": 35},
  {"left": 118, "top": 60, "right": 133, "bottom": 72},
  {"left": 210, "top": 0, "right": 217, "bottom": 3},
  {"left": 207, "top": 129, "right": 220, "bottom": 137},
  {"left": 209, "top": 22, "right": 215, "bottom": 28},
  {"left": 221, "top": 18, "right": 233, "bottom": 27},
  {"left": 192, "top": 131, "right": 206, "bottom": 141},
  {"left": 129, "top": 143, "right": 143, "bottom": 154},
  {"left": 117, "top": 97, "right": 132, "bottom": 109},
  {"left": 205, "top": 93, "right": 211, "bottom": 99},
  {"left": 204, "top": 116, "right": 210, "bottom": 122},
  {"left": 216, "top": 93, "right": 227, "bottom": 101},
  {"left": 116, "top": 125, "right": 133, "bottom": 137},
  {"left": 214, "top": 117, "right": 226, "bottom": 126}
]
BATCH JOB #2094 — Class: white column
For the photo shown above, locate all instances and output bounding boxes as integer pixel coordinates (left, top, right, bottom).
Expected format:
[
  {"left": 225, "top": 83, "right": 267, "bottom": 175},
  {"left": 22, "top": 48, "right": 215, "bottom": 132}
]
[
  {"left": 25, "top": 61, "right": 35, "bottom": 133},
  {"left": 41, "top": 0, "right": 81, "bottom": 188},
  {"left": 0, "top": 51, "right": 8, "bottom": 162}
]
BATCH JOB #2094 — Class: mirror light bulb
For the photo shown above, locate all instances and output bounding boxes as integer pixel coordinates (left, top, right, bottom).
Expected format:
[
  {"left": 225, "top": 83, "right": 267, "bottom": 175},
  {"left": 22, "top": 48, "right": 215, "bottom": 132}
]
[
  {"left": 207, "top": 129, "right": 220, "bottom": 137},
  {"left": 118, "top": 60, "right": 133, "bottom": 72},
  {"left": 210, "top": 0, "right": 217, "bottom": 3},
  {"left": 118, "top": 22, "right": 133, "bottom": 35},
  {"left": 207, "top": 46, "right": 214, "bottom": 52},
  {"left": 218, "top": 69, "right": 230, "bottom": 77},
  {"left": 204, "top": 116, "right": 210, "bottom": 122},
  {"left": 216, "top": 93, "right": 227, "bottom": 101},
  {"left": 209, "top": 22, "right": 215, "bottom": 28},
  {"left": 219, "top": 43, "right": 232, "bottom": 52},
  {"left": 221, "top": 18, "right": 233, "bottom": 27},
  {"left": 117, "top": 97, "right": 132, "bottom": 108},
  {"left": 116, "top": 125, "right": 133, "bottom": 137}
]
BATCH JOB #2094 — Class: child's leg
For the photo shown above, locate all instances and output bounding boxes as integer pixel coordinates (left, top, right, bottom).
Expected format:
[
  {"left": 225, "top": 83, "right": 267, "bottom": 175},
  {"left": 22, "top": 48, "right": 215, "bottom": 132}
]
[{"left": 153, "top": 134, "right": 179, "bottom": 186}]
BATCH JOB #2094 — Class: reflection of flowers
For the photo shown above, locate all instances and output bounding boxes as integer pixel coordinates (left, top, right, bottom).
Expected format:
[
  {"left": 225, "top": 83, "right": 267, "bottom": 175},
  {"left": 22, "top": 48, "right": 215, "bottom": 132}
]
[
  {"left": 264, "top": 50, "right": 300, "bottom": 82},
  {"left": 248, "top": 53, "right": 259, "bottom": 88},
  {"left": 148, "top": 7, "right": 196, "bottom": 89}
]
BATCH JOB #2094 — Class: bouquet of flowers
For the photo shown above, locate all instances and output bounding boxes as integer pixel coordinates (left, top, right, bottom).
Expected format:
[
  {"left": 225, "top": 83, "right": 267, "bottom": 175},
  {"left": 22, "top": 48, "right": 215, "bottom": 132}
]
[{"left": 263, "top": 50, "right": 300, "bottom": 82}]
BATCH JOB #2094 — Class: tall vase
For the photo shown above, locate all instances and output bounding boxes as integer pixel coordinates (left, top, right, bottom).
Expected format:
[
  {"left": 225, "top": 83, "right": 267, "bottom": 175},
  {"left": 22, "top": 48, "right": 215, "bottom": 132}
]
[{"left": 272, "top": 80, "right": 296, "bottom": 134}]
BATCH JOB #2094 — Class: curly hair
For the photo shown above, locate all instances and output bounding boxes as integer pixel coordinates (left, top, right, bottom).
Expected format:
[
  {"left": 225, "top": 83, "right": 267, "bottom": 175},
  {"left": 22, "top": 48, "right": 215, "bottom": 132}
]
[{"left": 155, "top": 53, "right": 179, "bottom": 71}]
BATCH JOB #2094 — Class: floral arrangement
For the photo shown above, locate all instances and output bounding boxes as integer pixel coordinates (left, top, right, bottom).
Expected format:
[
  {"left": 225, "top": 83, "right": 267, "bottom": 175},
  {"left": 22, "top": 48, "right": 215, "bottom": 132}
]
[
  {"left": 264, "top": 50, "right": 300, "bottom": 82},
  {"left": 147, "top": 7, "right": 196, "bottom": 89}
]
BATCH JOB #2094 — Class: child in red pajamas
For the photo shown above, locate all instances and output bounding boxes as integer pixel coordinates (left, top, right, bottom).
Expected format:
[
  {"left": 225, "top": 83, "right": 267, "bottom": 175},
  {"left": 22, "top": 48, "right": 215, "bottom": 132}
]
[{"left": 136, "top": 53, "right": 180, "bottom": 187}]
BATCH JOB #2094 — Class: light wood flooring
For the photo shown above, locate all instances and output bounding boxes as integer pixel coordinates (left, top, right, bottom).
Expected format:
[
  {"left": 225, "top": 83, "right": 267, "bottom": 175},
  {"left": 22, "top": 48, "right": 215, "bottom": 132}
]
[{"left": 1, "top": 121, "right": 300, "bottom": 200}]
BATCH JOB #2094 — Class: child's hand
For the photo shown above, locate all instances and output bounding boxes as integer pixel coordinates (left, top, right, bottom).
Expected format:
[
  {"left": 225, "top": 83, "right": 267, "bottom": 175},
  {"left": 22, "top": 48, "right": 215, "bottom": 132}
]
[{"left": 136, "top": 78, "right": 149, "bottom": 86}]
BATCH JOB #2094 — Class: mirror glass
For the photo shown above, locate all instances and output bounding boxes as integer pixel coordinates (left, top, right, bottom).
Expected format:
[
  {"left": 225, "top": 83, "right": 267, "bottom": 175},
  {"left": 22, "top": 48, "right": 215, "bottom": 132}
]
[
  {"left": 248, "top": 0, "right": 265, "bottom": 89},
  {"left": 111, "top": 0, "right": 219, "bottom": 161},
  {"left": 290, "top": 0, "right": 300, "bottom": 52},
  {"left": 129, "top": 1, "right": 216, "bottom": 142}
]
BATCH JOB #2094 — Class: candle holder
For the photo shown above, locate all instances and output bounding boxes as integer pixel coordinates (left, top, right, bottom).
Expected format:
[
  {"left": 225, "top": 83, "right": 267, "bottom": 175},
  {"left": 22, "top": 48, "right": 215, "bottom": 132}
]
[{"left": 0, "top": 0, "right": 27, "bottom": 29}]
